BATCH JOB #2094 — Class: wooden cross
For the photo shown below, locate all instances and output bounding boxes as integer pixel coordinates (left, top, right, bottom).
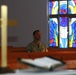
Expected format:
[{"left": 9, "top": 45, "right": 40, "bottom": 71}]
[{"left": 0, "top": 5, "right": 18, "bottom": 70}]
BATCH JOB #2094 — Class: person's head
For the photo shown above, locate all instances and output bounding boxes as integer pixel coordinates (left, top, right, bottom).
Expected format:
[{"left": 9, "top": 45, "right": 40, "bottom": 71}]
[{"left": 33, "top": 30, "right": 41, "bottom": 41}]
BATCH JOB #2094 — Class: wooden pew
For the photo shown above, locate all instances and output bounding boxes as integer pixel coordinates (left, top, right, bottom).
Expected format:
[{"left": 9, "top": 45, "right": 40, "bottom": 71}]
[{"left": 0, "top": 46, "right": 76, "bottom": 69}]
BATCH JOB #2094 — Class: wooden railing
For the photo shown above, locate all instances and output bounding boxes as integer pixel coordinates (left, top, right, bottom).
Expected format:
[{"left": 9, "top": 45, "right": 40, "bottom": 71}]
[{"left": 0, "top": 46, "right": 76, "bottom": 69}]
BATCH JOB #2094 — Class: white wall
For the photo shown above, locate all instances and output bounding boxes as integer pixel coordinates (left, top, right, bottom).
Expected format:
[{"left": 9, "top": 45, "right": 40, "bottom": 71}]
[{"left": 0, "top": 0, "right": 49, "bottom": 47}]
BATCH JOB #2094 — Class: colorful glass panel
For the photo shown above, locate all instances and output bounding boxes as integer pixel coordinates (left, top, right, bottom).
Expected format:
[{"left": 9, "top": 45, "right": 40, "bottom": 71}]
[
  {"left": 59, "top": 17, "right": 68, "bottom": 48},
  {"left": 49, "top": 0, "right": 76, "bottom": 48},
  {"left": 59, "top": 1, "right": 67, "bottom": 14},
  {"left": 69, "top": 18, "right": 76, "bottom": 47},
  {"left": 49, "top": 1, "right": 58, "bottom": 15},
  {"left": 49, "top": 18, "right": 58, "bottom": 47},
  {"left": 68, "top": 0, "right": 76, "bottom": 14}
]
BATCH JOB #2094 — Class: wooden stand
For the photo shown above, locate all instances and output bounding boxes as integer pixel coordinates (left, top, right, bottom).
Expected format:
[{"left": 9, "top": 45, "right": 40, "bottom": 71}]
[{"left": 0, "top": 67, "right": 15, "bottom": 73}]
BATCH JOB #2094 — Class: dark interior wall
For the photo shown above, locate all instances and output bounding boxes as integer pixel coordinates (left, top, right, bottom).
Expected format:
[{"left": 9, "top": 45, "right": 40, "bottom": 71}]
[{"left": 0, "top": 0, "right": 49, "bottom": 47}]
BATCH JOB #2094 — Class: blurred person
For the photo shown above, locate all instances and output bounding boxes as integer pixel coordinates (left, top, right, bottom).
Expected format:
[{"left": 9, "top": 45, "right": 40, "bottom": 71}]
[{"left": 26, "top": 30, "right": 48, "bottom": 52}]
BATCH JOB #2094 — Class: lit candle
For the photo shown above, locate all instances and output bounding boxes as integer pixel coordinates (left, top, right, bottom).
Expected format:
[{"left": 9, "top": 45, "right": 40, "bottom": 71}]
[{"left": 1, "top": 5, "right": 8, "bottom": 67}]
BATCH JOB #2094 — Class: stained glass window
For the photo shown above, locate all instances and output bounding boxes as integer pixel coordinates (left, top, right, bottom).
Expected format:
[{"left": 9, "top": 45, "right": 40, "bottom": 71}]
[
  {"left": 49, "top": 0, "right": 76, "bottom": 48},
  {"left": 69, "top": 18, "right": 76, "bottom": 48},
  {"left": 49, "top": 18, "right": 58, "bottom": 47},
  {"left": 59, "top": 17, "right": 68, "bottom": 48},
  {"left": 59, "top": 1, "right": 67, "bottom": 14},
  {"left": 68, "top": 0, "right": 76, "bottom": 14},
  {"left": 49, "top": 1, "right": 58, "bottom": 15}
]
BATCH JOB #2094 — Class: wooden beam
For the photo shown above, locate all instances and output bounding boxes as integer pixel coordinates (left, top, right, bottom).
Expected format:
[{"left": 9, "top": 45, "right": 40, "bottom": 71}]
[
  {"left": 0, "top": 20, "right": 18, "bottom": 26},
  {"left": 8, "top": 20, "right": 18, "bottom": 26}
]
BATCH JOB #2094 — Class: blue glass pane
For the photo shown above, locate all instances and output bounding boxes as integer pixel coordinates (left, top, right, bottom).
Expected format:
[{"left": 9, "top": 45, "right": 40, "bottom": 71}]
[
  {"left": 49, "top": 18, "right": 58, "bottom": 47},
  {"left": 49, "top": 1, "right": 58, "bottom": 15},
  {"left": 69, "top": 18, "right": 76, "bottom": 47},
  {"left": 59, "top": 1, "right": 67, "bottom": 14},
  {"left": 59, "top": 17, "right": 68, "bottom": 48},
  {"left": 68, "top": 0, "right": 76, "bottom": 14}
]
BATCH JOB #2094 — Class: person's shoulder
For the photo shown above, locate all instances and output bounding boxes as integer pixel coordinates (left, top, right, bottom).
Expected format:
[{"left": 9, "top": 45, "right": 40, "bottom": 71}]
[
  {"left": 40, "top": 42, "right": 46, "bottom": 46},
  {"left": 26, "top": 41, "right": 34, "bottom": 47},
  {"left": 26, "top": 42, "right": 33, "bottom": 52},
  {"left": 27, "top": 42, "right": 33, "bottom": 46}
]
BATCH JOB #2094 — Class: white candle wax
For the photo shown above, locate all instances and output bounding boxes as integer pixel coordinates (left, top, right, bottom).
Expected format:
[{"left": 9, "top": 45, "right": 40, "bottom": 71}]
[{"left": 1, "top": 5, "right": 8, "bottom": 67}]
